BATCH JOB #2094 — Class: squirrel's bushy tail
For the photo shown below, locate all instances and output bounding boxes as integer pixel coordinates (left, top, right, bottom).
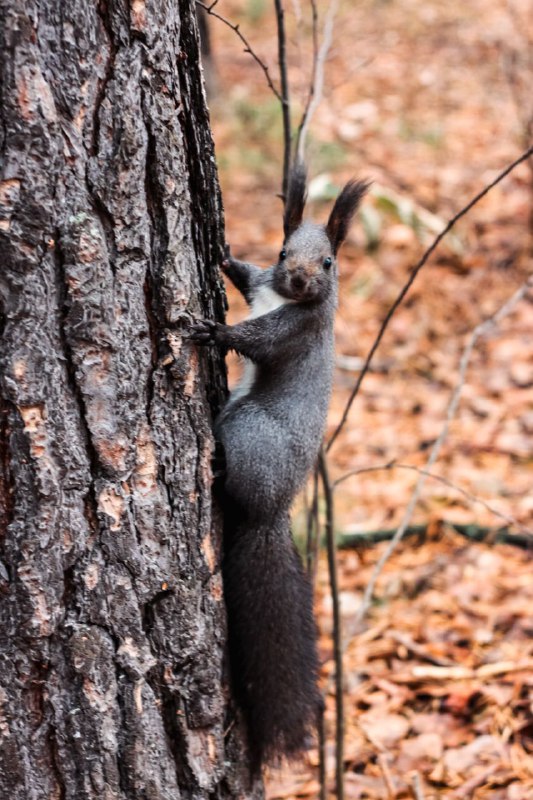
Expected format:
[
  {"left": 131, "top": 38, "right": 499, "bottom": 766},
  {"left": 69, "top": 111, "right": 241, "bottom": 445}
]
[{"left": 223, "top": 509, "right": 321, "bottom": 768}]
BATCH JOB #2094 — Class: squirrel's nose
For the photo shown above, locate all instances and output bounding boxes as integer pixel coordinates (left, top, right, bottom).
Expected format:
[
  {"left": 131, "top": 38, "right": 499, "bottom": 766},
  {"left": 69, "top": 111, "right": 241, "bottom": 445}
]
[{"left": 291, "top": 273, "right": 306, "bottom": 290}]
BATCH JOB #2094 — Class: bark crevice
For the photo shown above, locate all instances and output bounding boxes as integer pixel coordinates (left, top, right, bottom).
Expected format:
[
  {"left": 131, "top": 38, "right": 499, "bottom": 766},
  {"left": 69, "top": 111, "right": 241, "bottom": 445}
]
[{"left": 0, "top": 0, "right": 261, "bottom": 796}]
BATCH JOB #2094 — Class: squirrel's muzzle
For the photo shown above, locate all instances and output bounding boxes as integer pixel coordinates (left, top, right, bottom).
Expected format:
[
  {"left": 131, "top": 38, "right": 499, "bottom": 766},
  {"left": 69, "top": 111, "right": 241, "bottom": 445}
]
[
  {"left": 273, "top": 260, "right": 324, "bottom": 303},
  {"left": 291, "top": 273, "right": 306, "bottom": 291}
]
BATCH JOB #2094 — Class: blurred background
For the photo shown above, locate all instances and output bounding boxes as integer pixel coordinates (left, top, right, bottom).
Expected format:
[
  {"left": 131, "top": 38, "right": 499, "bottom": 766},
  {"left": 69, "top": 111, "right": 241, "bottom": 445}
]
[
  {"left": 206, "top": 0, "right": 531, "bottom": 535},
  {"left": 201, "top": 0, "right": 532, "bottom": 797}
]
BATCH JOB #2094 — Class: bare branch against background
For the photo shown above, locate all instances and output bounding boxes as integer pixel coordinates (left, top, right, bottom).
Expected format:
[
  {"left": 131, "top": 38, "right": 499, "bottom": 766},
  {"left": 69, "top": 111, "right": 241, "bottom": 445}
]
[
  {"left": 318, "top": 708, "right": 327, "bottom": 800},
  {"left": 273, "top": 0, "right": 292, "bottom": 198},
  {"left": 295, "top": 0, "right": 319, "bottom": 158},
  {"left": 318, "top": 449, "right": 344, "bottom": 800},
  {"left": 327, "top": 143, "right": 533, "bottom": 452},
  {"left": 352, "top": 275, "right": 532, "bottom": 626},
  {"left": 305, "top": 467, "right": 320, "bottom": 576},
  {"left": 296, "top": 0, "right": 340, "bottom": 161},
  {"left": 334, "top": 462, "right": 533, "bottom": 536},
  {"left": 196, "top": 0, "right": 282, "bottom": 101}
]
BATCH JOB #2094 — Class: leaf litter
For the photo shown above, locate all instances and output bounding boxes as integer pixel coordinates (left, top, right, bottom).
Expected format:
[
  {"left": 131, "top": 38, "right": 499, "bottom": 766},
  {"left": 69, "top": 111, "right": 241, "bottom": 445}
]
[{"left": 207, "top": 0, "right": 532, "bottom": 795}]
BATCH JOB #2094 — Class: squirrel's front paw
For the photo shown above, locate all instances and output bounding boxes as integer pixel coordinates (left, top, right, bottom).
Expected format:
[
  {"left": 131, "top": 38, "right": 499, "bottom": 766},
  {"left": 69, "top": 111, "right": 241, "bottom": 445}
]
[
  {"left": 221, "top": 243, "right": 235, "bottom": 273},
  {"left": 187, "top": 318, "right": 218, "bottom": 345}
]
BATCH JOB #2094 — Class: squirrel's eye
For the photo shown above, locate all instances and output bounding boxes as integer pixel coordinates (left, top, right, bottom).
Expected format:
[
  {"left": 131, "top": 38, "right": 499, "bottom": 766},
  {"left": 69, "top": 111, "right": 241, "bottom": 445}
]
[
  {"left": 323, "top": 256, "right": 333, "bottom": 269},
  {"left": 279, "top": 249, "right": 287, "bottom": 261}
]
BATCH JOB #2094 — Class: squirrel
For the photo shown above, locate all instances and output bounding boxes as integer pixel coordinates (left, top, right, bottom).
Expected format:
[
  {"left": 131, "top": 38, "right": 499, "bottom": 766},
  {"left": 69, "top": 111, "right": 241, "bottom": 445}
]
[{"left": 188, "top": 164, "right": 369, "bottom": 769}]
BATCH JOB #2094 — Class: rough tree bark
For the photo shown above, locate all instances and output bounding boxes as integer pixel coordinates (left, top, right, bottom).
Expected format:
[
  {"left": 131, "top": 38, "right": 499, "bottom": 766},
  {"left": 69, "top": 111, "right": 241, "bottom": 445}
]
[{"left": 0, "top": 1, "right": 262, "bottom": 797}]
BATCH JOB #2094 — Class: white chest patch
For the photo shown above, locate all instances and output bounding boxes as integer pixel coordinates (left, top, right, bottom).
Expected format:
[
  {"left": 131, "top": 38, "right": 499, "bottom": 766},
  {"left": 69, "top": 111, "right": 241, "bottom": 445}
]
[
  {"left": 248, "top": 285, "right": 292, "bottom": 319},
  {"left": 228, "top": 285, "right": 293, "bottom": 403}
]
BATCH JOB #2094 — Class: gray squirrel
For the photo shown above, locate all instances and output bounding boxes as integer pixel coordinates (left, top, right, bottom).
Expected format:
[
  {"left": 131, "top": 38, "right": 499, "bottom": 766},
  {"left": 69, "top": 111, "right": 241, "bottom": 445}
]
[{"left": 189, "top": 164, "right": 368, "bottom": 769}]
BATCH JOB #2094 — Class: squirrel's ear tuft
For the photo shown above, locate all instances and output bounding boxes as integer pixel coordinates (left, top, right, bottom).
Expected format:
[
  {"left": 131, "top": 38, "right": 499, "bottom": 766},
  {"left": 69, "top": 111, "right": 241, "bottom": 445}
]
[
  {"left": 326, "top": 179, "right": 370, "bottom": 254},
  {"left": 283, "top": 162, "right": 308, "bottom": 239}
]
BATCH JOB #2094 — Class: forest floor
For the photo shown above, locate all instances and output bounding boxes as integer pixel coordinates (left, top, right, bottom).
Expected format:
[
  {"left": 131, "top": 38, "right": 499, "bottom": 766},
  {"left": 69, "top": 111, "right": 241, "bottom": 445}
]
[{"left": 205, "top": 0, "right": 532, "bottom": 796}]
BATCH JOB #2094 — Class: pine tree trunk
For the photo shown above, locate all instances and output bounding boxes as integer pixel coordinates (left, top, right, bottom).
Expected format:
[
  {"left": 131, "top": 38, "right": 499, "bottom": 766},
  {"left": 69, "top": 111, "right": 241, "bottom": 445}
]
[{"left": 0, "top": 1, "right": 262, "bottom": 796}]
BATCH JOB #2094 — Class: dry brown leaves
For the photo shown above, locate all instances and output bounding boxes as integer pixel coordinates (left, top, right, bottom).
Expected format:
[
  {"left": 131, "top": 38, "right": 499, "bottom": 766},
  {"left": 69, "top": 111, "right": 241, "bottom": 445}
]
[
  {"left": 206, "top": 0, "right": 532, "bottom": 796},
  {"left": 267, "top": 533, "right": 533, "bottom": 799}
]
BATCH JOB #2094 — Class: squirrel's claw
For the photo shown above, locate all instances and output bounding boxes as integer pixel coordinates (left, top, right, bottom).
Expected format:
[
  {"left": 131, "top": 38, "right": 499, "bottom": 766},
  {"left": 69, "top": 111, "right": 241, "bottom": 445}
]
[
  {"left": 187, "top": 318, "right": 218, "bottom": 345},
  {"left": 221, "top": 243, "right": 233, "bottom": 273}
]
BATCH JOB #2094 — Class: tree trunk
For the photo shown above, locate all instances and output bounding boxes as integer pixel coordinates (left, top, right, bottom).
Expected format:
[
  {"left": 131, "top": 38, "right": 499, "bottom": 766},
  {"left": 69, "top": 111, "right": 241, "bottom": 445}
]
[{"left": 0, "top": 1, "right": 262, "bottom": 796}]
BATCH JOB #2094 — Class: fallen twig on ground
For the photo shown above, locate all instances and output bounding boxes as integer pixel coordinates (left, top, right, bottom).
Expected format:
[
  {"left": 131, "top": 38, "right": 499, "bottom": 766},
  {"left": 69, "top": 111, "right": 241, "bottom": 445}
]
[
  {"left": 392, "top": 659, "right": 533, "bottom": 683},
  {"left": 411, "top": 772, "right": 426, "bottom": 800},
  {"left": 337, "top": 522, "right": 533, "bottom": 550},
  {"left": 387, "top": 630, "right": 455, "bottom": 667}
]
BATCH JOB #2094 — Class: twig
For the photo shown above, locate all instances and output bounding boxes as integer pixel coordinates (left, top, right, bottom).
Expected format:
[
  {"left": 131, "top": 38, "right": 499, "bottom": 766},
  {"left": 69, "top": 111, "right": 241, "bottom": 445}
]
[
  {"left": 357, "top": 716, "right": 387, "bottom": 753},
  {"left": 289, "top": 0, "right": 303, "bottom": 24},
  {"left": 296, "top": 0, "right": 340, "bottom": 161},
  {"left": 318, "top": 449, "right": 344, "bottom": 800},
  {"left": 274, "top": 0, "right": 291, "bottom": 198},
  {"left": 195, "top": 1, "right": 282, "bottom": 101},
  {"left": 338, "top": 523, "right": 533, "bottom": 550},
  {"left": 333, "top": 461, "right": 397, "bottom": 487},
  {"left": 377, "top": 754, "right": 396, "bottom": 799},
  {"left": 393, "top": 464, "right": 533, "bottom": 535},
  {"left": 353, "top": 275, "right": 532, "bottom": 624},
  {"left": 318, "top": 704, "right": 327, "bottom": 800},
  {"left": 295, "top": 0, "right": 319, "bottom": 160},
  {"left": 309, "top": 0, "right": 319, "bottom": 70},
  {"left": 448, "top": 763, "right": 501, "bottom": 799},
  {"left": 387, "top": 630, "right": 454, "bottom": 668},
  {"left": 339, "top": 523, "right": 428, "bottom": 548},
  {"left": 392, "top": 659, "right": 533, "bottom": 683},
  {"left": 327, "top": 143, "right": 533, "bottom": 452},
  {"left": 411, "top": 772, "right": 426, "bottom": 800},
  {"left": 333, "top": 462, "right": 533, "bottom": 537},
  {"left": 305, "top": 466, "right": 320, "bottom": 576}
]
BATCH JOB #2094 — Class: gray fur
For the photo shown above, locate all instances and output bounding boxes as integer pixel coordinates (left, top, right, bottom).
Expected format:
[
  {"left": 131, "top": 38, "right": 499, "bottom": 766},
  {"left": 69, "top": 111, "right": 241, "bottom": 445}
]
[{"left": 188, "top": 173, "right": 367, "bottom": 768}]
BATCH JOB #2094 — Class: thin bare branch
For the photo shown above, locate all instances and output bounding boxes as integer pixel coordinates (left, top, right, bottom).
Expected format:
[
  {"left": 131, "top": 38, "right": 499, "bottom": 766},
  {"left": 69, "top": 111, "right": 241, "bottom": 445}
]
[
  {"left": 305, "top": 467, "right": 320, "bottom": 576},
  {"left": 195, "top": 1, "right": 282, "bottom": 101},
  {"left": 327, "top": 143, "right": 533, "bottom": 452},
  {"left": 289, "top": 0, "right": 303, "bottom": 24},
  {"left": 318, "top": 704, "right": 327, "bottom": 800},
  {"left": 333, "top": 462, "right": 533, "bottom": 536},
  {"left": 295, "top": 0, "right": 319, "bottom": 159},
  {"left": 394, "top": 464, "right": 533, "bottom": 535},
  {"left": 296, "top": 0, "right": 340, "bottom": 161},
  {"left": 353, "top": 275, "right": 532, "bottom": 624},
  {"left": 318, "top": 449, "right": 344, "bottom": 800},
  {"left": 274, "top": 0, "right": 292, "bottom": 198},
  {"left": 333, "top": 461, "right": 397, "bottom": 487}
]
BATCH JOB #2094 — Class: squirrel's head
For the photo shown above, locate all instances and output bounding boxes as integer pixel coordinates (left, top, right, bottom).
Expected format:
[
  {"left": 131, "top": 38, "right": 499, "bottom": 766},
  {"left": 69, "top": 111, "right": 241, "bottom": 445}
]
[{"left": 273, "top": 163, "right": 369, "bottom": 303}]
